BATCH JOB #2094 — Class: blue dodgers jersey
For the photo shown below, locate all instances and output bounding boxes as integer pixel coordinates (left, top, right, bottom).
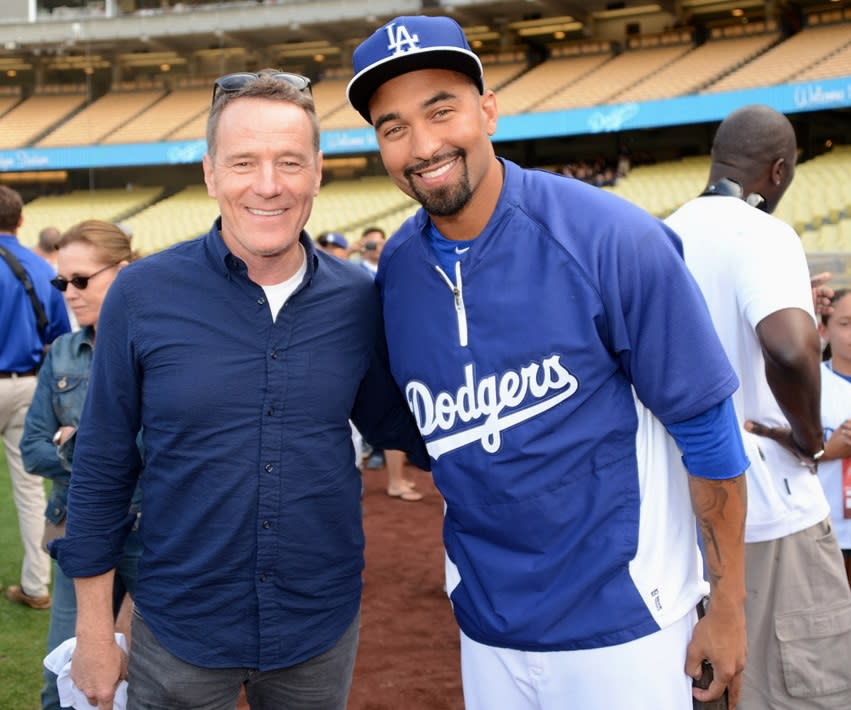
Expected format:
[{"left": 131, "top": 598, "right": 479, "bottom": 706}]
[{"left": 377, "top": 160, "right": 738, "bottom": 651}]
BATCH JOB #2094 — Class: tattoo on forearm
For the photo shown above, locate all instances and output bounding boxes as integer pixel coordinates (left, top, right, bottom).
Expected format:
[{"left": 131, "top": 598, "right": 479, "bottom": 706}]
[{"left": 689, "top": 477, "right": 746, "bottom": 588}]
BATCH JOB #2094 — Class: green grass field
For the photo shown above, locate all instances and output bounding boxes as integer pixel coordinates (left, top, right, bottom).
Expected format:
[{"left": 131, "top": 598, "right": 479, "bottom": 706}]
[{"left": 0, "top": 443, "right": 50, "bottom": 710}]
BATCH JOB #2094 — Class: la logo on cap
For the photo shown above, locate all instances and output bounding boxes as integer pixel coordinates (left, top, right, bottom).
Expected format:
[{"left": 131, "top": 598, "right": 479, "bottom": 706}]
[
  {"left": 385, "top": 22, "right": 420, "bottom": 55},
  {"left": 346, "top": 15, "right": 485, "bottom": 124}
]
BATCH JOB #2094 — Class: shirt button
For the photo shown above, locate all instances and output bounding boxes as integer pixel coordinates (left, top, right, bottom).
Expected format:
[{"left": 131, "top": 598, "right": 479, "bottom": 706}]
[
  {"left": 270, "top": 351, "right": 278, "bottom": 359},
  {"left": 267, "top": 407, "right": 274, "bottom": 416},
  {"left": 264, "top": 463, "right": 273, "bottom": 473},
  {"left": 262, "top": 520, "right": 271, "bottom": 529},
  {"left": 260, "top": 574, "right": 268, "bottom": 582},
  {"left": 257, "top": 297, "right": 266, "bottom": 305},
  {"left": 52, "top": 508, "right": 62, "bottom": 516}
]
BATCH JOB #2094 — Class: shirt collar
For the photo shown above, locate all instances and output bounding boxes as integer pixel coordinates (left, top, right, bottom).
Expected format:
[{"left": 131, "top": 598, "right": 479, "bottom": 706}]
[
  {"left": 204, "top": 217, "right": 320, "bottom": 284},
  {"left": 74, "top": 326, "right": 95, "bottom": 354},
  {"left": 205, "top": 218, "right": 232, "bottom": 277}
]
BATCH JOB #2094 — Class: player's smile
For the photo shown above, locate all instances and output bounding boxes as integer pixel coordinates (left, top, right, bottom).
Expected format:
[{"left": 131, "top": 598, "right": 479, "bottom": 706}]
[
  {"left": 406, "top": 151, "right": 463, "bottom": 186},
  {"left": 402, "top": 152, "right": 471, "bottom": 217},
  {"left": 414, "top": 156, "right": 460, "bottom": 185}
]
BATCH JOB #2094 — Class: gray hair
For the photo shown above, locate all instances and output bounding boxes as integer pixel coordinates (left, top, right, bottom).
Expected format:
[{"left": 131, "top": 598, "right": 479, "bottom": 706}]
[{"left": 206, "top": 69, "right": 320, "bottom": 159}]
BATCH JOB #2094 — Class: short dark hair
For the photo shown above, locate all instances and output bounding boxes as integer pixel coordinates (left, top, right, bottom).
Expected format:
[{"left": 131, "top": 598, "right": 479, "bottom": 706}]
[
  {"left": 0, "top": 185, "right": 23, "bottom": 233},
  {"left": 361, "top": 226, "right": 386, "bottom": 240},
  {"left": 823, "top": 289, "right": 850, "bottom": 326},
  {"left": 206, "top": 69, "right": 320, "bottom": 158}
]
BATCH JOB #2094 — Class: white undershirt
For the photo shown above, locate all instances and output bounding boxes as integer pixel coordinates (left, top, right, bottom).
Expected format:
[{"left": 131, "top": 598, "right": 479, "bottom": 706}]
[{"left": 261, "top": 245, "right": 307, "bottom": 322}]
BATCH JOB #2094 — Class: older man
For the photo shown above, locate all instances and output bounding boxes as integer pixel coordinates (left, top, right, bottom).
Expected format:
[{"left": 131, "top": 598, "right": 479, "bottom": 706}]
[
  {"left": 32, "top": 226, "right": 61, "bottom": 268},
  {"left": 55, "top": 69, "right": 427, "bottom": 710}
]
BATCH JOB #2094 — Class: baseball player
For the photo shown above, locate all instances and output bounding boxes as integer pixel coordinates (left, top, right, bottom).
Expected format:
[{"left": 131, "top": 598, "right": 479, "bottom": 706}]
[{"left": 346, "top": 15, "right": 749, "bottom": 710}]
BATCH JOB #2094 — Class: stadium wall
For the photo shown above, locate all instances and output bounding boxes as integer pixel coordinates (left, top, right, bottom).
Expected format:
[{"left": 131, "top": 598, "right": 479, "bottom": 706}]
[{"left": 0, "top": 75, "right": 848, "bottom": 173}]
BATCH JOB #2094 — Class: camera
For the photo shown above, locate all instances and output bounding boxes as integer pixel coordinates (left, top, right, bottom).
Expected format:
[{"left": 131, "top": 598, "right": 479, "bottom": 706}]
[{"left": 363, "top": 241, "right": 378, "bottom": 251}]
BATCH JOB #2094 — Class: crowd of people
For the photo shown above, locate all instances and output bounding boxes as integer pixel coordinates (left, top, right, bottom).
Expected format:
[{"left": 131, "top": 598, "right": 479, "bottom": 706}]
[
  {"left": 556, "top": 158, "right": 621, "bottom": 187},
  {"left": 1, "top": 12, "right": 849, "bottom": 710}
]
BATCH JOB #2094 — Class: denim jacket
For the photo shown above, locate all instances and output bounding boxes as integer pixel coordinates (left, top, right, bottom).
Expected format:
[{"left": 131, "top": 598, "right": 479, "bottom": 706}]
[{"left": 21, "top": 327, "right": 142, "bottom": 525}]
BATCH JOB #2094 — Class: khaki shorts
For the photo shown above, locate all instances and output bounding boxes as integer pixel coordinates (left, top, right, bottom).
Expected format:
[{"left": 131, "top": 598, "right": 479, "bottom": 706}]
[{"left": 741, "top": 517, "right": 851, "bottom": 709}]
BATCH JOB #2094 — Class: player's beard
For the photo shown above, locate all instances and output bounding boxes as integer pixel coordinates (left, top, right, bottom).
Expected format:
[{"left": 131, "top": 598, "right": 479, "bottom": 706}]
[{"left": 404, "top": 149, "right": 472, "bottom": 217}]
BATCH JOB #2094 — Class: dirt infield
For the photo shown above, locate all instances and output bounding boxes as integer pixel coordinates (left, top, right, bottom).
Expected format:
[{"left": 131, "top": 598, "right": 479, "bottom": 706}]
[{"left": 349, "top": 463, "right": 464, "bottom": 710}]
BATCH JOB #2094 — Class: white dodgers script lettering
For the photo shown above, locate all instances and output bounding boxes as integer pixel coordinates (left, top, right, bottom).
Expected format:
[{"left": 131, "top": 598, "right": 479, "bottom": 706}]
[{"left": 406, "top": 355, "right": 578, "bottom": 459}]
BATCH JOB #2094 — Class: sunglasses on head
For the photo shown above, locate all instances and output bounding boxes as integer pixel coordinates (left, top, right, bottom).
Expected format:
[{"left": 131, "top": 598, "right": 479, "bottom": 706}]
[
  {"left": 211, "top": 72, "right": 312, "bottom": 106},
  {"left": 50, "top": 261, "right": 119, "bottom": 292}
]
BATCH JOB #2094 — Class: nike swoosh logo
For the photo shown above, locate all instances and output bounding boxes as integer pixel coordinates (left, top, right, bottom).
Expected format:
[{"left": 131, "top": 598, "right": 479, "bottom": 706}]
[{"left": 455, "top": 246, "right": 470, "bottom": 254}]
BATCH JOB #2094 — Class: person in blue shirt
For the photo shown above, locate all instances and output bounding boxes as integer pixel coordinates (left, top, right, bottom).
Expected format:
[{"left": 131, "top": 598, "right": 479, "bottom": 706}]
[
  {"left": 0, "top": 184, "right": 70, "bottom": 611},
  {"left": 21, "top": 219, "right": 143, "bottom": 710},
  {"left": 346, "top": 15, "right": 748, "bottom": 710},
  {"left": 315, "top": 231, "right": 349, "bottom": 260},
  {"left": 52, "top": 70, "right": 428, "bottom": 710}
]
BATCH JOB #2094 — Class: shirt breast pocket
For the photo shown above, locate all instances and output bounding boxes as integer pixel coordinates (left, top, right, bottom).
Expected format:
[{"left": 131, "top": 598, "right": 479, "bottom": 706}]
[{"left": 51, "top": 374, "right": 88, "bottom": 426}]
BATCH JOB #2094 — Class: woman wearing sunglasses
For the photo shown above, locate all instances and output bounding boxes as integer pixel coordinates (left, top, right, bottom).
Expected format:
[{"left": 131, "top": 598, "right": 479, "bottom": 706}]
[{"left": 21, "top": 220, "right": 142, "bottom": 710}]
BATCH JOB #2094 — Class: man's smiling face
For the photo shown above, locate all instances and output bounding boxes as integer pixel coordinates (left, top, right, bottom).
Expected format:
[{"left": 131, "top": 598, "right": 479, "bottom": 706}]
[
  {"left": 369, "top": 68, "right": 497, "bottom": 219},
  {"left": 203, "top": 96, "right": 322, "bottom": 264}
]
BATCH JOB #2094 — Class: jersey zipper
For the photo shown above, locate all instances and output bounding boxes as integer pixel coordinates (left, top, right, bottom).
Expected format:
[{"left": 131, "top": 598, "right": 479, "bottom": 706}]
[{"left": 435, "top": 262, "right": 468, "bottom": 348}]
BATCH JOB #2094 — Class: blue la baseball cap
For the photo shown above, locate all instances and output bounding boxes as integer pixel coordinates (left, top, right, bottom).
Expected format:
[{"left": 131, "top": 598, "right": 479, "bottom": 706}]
[
  {"left": 347, "top": 15, "right": 484, "bottom": 124},
  {"left": 317, "top": 231, "right": 349, "bottom": 250}
]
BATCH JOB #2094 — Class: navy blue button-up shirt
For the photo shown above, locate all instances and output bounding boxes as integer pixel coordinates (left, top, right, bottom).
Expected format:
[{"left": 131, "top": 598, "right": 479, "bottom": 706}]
[
  {"left": 54, "top": 222, "right": 428, "bottom": 670},
  {"left": 0, "top": 233, "right": 70, "bottom": 371}
]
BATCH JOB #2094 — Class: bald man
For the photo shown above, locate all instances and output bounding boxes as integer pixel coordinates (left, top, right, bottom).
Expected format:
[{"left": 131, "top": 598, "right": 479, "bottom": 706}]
[
  {"left": 33, "top": 226, "right": 60, "bottom": 267},
  {"left": 667, "top": 104, "right": 851, "bottom": 710}
]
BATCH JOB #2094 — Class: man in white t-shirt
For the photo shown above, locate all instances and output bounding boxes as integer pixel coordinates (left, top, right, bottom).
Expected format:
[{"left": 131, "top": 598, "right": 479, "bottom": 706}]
[{"left": 667, "top": 104, "right": 851, "bottom": 709}]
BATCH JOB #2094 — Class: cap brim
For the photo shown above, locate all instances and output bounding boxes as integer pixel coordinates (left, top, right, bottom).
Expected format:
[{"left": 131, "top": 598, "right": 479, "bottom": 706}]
[{"left": 347, "top": 47, "right": 483, "bottom": 124}]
